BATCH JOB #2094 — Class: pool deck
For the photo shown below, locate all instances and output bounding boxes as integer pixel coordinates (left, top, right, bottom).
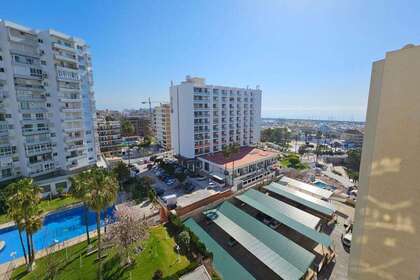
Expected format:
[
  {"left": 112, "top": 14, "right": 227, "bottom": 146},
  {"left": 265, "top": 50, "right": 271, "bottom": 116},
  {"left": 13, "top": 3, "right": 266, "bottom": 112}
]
[
  {"left": 0, "top": 227, "right": 99, "bottom": 278},
  {"left": 0, "top": 201, "right": 161, "bottom": 279}
]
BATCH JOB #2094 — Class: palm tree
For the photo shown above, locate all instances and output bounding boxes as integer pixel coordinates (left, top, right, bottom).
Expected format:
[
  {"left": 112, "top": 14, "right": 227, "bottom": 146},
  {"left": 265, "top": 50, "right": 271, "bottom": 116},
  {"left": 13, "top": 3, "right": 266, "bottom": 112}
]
[
  {"left": 222, "top": 143, "right": 240, "bottom": 187},
  {"left": 6, "top": 178, "right": 43, "bottom": 271},
  {"left": 85, "top": 168, "right": 118, "bottom": 280},
  {"left": 25, "top": 210, "right": 43, "bottom": 269},
  {"left": 69, "top": 171, "right": 92, "bottom": 244},
  {"left": 6, "top": 197, "right": 28, "bottom": 265},
  {"left": 229, "top": 143, "right": 240, "bottom": 186},
  {"left": 222, "top": 145, "right": 231, "bottom": 185}
]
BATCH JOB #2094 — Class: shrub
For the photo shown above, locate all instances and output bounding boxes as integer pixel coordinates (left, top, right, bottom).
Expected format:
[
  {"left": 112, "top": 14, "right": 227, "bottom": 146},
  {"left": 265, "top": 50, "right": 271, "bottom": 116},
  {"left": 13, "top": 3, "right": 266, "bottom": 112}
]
[
  {"left": 153, "top": 269, "right": 163, "bottom": 280},
  {"left": 168, "top": 213, "right": 212, "bottom": 259}
]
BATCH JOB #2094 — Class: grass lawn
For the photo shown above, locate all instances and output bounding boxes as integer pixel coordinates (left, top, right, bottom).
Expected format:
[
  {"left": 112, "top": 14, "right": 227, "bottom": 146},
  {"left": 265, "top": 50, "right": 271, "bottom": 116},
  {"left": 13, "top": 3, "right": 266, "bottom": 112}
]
[
  {"left": 280, "top": 154, "right": 309, "bottom": 170},
  {"left": 12, "top": 225, "right": 192, "bottom": 280},
  {"left": 0, "top": 196, "right": 80, "bottom": 225}
]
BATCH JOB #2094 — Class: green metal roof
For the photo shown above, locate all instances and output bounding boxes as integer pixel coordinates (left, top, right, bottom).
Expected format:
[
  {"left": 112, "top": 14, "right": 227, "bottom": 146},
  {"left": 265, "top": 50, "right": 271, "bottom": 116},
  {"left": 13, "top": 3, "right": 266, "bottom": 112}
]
[
  {"left": 204, "top": 202, "right": 315, "bottom": 280},
  {"left": 279, "top": 176, "right": 333, "bottom": 199},
  {"left": 184, "top": 218, "right": 255, "bottom": 280},
  {"left": 236, "top": 189, "right": 332, "bottom": 247},
  {"left": 264, "top": 182, "right": 336, "bottom": 216}
]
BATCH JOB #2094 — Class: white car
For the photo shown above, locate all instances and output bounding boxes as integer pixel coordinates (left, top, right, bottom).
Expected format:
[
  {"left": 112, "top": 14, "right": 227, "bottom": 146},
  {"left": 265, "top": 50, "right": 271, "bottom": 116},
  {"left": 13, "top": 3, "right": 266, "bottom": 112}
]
[{"left": 341, "top": 233, "right": 352, "bottom": 248}]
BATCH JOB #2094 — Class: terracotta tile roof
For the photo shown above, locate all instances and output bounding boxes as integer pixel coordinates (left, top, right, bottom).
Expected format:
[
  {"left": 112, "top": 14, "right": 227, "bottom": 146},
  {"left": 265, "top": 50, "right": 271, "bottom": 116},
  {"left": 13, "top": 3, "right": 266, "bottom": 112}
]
[{"left": 200, "top": 146, "right": 278, "bottom": 169}]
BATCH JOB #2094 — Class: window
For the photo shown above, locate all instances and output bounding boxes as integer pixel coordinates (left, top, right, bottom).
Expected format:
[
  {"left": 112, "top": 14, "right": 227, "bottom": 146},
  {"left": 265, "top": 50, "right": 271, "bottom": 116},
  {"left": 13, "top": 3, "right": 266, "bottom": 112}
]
[
  {"left": 0, "top": 56, "right": 2, "bottom": 61},
  {"left": 46, "top": 103, "right": 51, "bottom": 107},
  {"left": 41, "top": 60, "right": 46, "bottom": 65},
  {"left": 38, "top": 39, "right": 43, "bottom": 43},
  {"left": 1, "top": 168, "right": 11, "bottom": 178},
  {"left": 0, "top": 68, "right": 4, "bottom": 73}
]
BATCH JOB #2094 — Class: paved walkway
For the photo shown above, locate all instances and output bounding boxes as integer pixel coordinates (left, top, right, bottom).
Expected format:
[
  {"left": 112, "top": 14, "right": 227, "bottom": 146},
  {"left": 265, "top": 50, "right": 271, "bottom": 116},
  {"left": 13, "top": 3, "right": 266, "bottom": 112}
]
[
  {"left": 0, "top": 229, "right": 96, "bottom": 279},
  {"left": 322, "top": 165, "right": 353, "bottom": 189}
]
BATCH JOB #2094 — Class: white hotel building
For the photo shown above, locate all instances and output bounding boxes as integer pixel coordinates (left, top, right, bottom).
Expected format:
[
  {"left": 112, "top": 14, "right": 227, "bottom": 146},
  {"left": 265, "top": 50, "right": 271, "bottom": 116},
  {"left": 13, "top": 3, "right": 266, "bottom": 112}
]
[
  {"left": 0, "top": 20, "right": 97, "bottom": 183},
  {"left": 170, "top": 76, "right": 261, "bottom": 159}
]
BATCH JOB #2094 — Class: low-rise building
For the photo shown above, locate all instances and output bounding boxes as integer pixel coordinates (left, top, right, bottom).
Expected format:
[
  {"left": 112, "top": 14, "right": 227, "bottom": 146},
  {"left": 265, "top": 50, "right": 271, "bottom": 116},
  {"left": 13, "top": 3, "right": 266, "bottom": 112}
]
[{"left": 198, "top": 146, "right": 278, "bottom": 190}]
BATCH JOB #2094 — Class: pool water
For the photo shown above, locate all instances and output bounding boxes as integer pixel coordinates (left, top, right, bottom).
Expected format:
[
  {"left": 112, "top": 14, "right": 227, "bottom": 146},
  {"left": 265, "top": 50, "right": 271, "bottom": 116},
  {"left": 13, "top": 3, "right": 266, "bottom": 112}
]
[
  {"left": 0, "top": 205, "right": 114, "bottom": 264},
  {"left": 314, "top": 181, "right": 336, "bottom": 191}
]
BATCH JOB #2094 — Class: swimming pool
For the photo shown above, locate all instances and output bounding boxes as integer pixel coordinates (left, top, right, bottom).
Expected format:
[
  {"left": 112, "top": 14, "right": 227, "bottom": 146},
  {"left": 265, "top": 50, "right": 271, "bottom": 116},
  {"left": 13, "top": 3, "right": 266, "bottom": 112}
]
[
  {"left": 0, "top": 205, "right": 114, "bottom": 264},
  {"left": 314, "top": 181, "right": 336, "bottom": 191}
]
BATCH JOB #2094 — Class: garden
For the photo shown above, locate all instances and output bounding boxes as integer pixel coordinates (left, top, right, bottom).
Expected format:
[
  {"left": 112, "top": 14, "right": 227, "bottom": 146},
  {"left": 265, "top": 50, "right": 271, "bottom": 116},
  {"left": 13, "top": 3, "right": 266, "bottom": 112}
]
[{"left": 12, "top": 226, "right": 193, "bottom": 280}]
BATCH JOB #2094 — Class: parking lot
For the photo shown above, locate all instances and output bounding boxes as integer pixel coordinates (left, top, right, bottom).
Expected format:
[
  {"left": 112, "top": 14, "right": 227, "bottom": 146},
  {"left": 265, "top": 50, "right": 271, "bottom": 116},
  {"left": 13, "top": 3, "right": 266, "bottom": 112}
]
[
  {"left": 318, "top": 201, "right": 354, "bottom": 280},
  {"left": 134, "top": 161, "right": 227, "bottom": 209}
]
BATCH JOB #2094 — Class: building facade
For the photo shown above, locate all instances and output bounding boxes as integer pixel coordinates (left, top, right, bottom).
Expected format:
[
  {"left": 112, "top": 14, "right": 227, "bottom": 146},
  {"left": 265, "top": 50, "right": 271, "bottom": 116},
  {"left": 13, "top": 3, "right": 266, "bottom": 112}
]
[
  {"left": 153, "top": 103, "right": 171, "bottom": 150},
  {"left": 0, "top": 20, "right": 97, "bottom": 182},
  {"left": 97, "top": 117, "right": 122, "bottom": 157},
  {"left": 198, "top": 146, "right": 278, "bottom": 190},
  {"left": 124, "top": 114, "right": 151, "bottom": 137},
  {"left": 170, "top": 76, "right": 262, "bottom": 161},
  {"left": 349, "top": 45, "right": 420, "bottom": 280}
]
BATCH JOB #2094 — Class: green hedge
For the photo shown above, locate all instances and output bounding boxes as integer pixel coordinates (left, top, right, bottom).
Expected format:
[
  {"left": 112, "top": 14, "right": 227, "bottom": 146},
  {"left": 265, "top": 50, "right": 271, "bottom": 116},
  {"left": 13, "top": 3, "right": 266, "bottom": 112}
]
[{"left": 168, "top": 213, "right": 213, "bottom": 259}]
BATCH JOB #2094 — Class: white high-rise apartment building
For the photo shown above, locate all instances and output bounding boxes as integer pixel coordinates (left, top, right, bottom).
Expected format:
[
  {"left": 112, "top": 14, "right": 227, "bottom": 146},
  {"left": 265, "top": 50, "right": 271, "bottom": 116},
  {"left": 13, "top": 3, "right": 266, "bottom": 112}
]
[
  {"left": 0, "top": 20, "right": 97, "bottom": 182},
  {"left": 170, "top": 76, "right": 261, "bottom": 159},
  {"left": 153, "top": 103, "right": 171, "bottom": 151}
]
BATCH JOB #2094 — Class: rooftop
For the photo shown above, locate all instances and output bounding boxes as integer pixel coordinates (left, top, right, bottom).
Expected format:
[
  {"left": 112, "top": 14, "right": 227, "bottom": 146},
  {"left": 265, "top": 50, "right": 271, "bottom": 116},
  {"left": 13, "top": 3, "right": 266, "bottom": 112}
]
[
  {"left": 200, "top": 147, "right": 278, "bottom": 170},
  {"left": 179, "top": 265, "right": 212, "bottom": 280},
  {"left": 203, "top": 201, "right": 315, "bottom": 279},
  {"left": 279, "top": 176, "right": 333, "bottom": 199}
]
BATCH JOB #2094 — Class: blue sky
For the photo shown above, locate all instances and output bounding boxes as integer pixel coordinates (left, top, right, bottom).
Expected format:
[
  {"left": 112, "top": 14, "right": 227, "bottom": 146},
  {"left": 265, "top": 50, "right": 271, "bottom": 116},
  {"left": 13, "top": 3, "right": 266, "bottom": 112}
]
[{"left": 3, "top": 0, "right": 420, "bottom": 121}]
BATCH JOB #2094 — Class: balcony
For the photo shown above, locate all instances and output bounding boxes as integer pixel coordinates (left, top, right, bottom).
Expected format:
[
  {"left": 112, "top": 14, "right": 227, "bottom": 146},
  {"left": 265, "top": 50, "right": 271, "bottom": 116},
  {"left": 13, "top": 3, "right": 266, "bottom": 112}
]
[
  {"left": 54, "top": 53, "right": 78, "bottom": 63},
  {"left": 61, "top": 107, "right": 82, "bottom": 113},
  {"left": 17, "top": 94, "right": 46, "bottom": 102},
  {"left": 19, "top": 107, "right": 47, "bottom": 113},
  {"left": 53, "top": 42, "right": 76, "bottom": 52},
  {"left": 9, "top": 33, "right": 38, "bottom": 46},
  {"left": 22, "top": 127, "right": 49, "bottom": 136}
]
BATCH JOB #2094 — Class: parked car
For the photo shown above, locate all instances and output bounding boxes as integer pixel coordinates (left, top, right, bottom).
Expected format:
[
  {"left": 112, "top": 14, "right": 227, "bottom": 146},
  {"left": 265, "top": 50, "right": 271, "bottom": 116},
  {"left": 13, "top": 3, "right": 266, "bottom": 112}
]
[
  {"left": 228, "top": 237, "right": 237, "bottom": 247},
  {"left": 166, "top": 179, "right": 176, "bottom": 185},
  {"left": 263, "top": 216, "right": 273, "bottom": 225},
  {"left": 155, "top": 188, "right": 165, "bottom": 197},
  {"left": 269, "top": 220, "right": 280, "bottom": 229},
  {"left": 341, "top": 233, "right": 352, "bottom": 249},
  {"left": 184, "top": 184, "right": 195, "bottom": 193}
]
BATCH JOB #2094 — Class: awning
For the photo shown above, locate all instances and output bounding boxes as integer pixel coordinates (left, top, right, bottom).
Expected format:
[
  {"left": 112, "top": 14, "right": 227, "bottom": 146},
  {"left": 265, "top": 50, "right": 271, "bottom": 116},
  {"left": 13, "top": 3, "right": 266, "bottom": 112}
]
[
  {"left": 264, "top": 182, "right": 336, "bottom": 216},
  {"left": 204, "top": 202, "right": 315, "bottom": 280},
  {"left": 236, "top": 189, "right": 332, "bottom": 247},
  {"left": 184, "top": 218, "right": 255, "bottom": 280},
  {"left": 279, "top": 176, "right": 333, "bottom": 199}
]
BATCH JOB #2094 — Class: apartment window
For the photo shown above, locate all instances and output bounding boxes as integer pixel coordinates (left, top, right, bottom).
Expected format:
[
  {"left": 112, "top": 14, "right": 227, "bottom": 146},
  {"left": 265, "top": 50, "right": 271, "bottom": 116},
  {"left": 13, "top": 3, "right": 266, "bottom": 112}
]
[
  {"left": 41, "top": 60, "right": 46, "bottom": 65},
  {"left": 38, "top": 39, "right": 43, "bottom": 43},
  {"left": 0, "top": 68, "right": 4, "bottom": 73},
  {"left": 0, "top": 56, "right": 2, "bottom": 61},
  {"left": 1, "top": 169, "right": 11, "bottom": 178},
  {"left": 46, "top": 103, "right": 51, "bottom": 108}
]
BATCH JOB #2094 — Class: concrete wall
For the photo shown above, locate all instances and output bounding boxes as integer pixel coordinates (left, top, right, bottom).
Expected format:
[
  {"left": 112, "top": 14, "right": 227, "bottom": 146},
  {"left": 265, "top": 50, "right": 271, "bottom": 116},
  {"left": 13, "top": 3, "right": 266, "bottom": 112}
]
[{"left": 349, "top": 45, "right": 420, "bottom": 280}]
